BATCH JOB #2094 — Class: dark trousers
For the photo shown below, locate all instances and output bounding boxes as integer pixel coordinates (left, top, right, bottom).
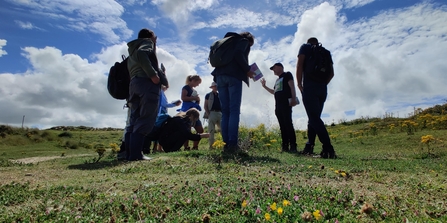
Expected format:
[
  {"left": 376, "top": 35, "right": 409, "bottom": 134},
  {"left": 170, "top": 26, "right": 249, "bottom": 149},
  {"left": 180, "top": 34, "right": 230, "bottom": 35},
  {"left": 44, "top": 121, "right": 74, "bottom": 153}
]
[
  {"left": 302, "top": 80, "right": 331, "bottom": 146},
  {"left": 275, "top": 106, "right": 296, "bottom": 148},
  {"left": 127, "top": 77, "right": 160, "bottom": 136}
]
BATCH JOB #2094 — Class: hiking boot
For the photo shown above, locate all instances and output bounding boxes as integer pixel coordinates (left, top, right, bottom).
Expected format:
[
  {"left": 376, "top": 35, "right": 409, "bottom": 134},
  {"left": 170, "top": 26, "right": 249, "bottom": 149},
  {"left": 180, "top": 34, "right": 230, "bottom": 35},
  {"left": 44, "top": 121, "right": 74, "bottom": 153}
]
[
  {"left": 117, "top": 151, "right": 127, "bottom": 161},
  {"left": 289, "top": 144, "right": 298, "bottom": 153},
  {"left": 301, "top": 144, "right": 314, "bottom": 155},
  {"left": 192, "top": 146, "right": 199, "bottom": 150},
  {"left": 321, "top": 145, "right": 337, "bottom": 159},
  {"left": 184, "top": 146, "right": 191, "bottom": 151},
  {"left": 223, "top": 144, "right": 240, "bottom": 154}
]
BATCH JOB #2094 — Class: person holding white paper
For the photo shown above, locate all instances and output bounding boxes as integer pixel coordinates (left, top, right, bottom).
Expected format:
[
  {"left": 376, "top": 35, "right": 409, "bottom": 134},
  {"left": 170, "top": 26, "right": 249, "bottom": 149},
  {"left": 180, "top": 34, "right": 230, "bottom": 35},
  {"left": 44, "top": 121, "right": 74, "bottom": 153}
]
[{"left": 260, "top": 62, "right": 298, "bottom": 153}]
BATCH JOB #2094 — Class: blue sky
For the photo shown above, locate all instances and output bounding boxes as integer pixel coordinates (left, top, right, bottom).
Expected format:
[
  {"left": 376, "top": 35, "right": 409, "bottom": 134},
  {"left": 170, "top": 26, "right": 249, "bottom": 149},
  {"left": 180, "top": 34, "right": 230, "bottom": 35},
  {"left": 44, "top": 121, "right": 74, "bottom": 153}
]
[{"left": 1, "top": 0, "right": 446, "bottom": 129}]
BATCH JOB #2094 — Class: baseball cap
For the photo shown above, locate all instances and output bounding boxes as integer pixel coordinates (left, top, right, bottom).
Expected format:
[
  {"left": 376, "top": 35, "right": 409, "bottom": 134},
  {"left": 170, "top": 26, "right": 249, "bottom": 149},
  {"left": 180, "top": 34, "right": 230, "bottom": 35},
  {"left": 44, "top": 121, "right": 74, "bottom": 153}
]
[
  {"left": 270, "top": 62, "right": 283, "bottom": 70},
  {"left": 209, "top": 82, "right": 217, "bottom": 88}
]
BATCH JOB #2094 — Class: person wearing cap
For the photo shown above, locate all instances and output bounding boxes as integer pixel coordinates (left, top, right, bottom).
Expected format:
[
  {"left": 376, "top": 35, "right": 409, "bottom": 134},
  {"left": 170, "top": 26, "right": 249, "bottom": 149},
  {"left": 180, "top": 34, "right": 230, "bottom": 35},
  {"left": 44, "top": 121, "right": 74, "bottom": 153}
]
[
  {"left": 203, "top": 82, "right": 222, "bottom": 149},
  {"left": 261, "top": 63, "right": 298, "bottom": 153},
  {"left": 296, "top": 37, "right": 336, "bottom": 158}
]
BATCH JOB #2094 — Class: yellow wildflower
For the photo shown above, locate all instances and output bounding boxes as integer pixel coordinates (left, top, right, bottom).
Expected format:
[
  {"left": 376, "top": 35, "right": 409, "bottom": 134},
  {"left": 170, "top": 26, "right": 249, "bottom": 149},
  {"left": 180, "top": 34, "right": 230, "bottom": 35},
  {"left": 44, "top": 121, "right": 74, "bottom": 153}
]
[
  {"left": 421, "top": 135, "right": 435, "bottom": 144},
  {"left": 313, "top": 210, "right": 322, "bottom": 220},
  {"left": 341, "top": 172, "right": 347, "bottom": 177},
  {"left": 334, "top": 170, "right": 339, "bottom": 174},
  {"left": 282, "top": 199, "right": 291, "bottom": 206},
  {"left": 277, "top": 207, "right": 283, "bottom": 215},
  {"left": 241, "top": 200, "right": 247, "bottom": 208},
  {"left": 270, "top": 202, "right": 277, "bottom": 211},
  {"left": 270, "top": 139, "right": 277, "bottom": 143},
  {"left": 265, "top": 213, "right": 271, "bottom": 221}
]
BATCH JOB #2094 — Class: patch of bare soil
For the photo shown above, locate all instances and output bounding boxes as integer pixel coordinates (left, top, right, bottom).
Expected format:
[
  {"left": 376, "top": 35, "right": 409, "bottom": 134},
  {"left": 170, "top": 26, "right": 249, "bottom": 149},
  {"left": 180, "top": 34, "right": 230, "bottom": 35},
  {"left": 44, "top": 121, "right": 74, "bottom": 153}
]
[{"left": 10, "top": 154, "right": 91, "bottom": 164}]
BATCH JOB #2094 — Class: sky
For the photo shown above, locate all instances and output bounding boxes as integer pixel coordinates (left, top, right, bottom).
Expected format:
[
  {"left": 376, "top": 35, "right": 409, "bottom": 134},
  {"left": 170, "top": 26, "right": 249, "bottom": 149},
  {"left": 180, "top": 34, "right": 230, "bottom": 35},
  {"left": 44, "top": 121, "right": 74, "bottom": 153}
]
[{"left": 0, "top": 0, "right": 446, "bottom": 130}]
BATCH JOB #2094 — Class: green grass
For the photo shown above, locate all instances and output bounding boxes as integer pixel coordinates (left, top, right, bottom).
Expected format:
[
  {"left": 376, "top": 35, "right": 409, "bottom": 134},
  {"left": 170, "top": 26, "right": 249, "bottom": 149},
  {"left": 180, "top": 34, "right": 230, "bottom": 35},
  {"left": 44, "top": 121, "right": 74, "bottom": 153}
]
[{"left": 0, "top": 106, "right": 446, "bottom": 222}]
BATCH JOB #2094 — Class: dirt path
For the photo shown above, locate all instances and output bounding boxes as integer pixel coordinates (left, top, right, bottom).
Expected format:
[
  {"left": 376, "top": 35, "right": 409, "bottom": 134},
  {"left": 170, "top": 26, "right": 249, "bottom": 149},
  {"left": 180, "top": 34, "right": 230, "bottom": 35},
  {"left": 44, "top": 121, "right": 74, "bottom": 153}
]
[{"left": 10, "top": 154, "right": 92, "bottom": 164}]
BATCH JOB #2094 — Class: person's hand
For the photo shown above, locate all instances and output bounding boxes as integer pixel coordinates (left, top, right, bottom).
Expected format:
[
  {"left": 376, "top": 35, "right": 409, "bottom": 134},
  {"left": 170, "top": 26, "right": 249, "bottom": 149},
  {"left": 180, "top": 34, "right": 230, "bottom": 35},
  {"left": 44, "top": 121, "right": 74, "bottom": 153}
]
[
  {"left": 289, "top": 97, "right": 298, "bottom": 107},
  {"left": 260, "top": 78, "right": 266, "bottom": 87},
  {"left": 195, "top": 96, "right": 200, "bottom": 102},
  {"left": 175, "top": 100, "right": 182, "bottom": 106},
  {"left": 200, "top": 133, "right": 210, "bottom": 138},
  {"left": 151, "top": 75, "right": 160, "bottom": 84},
  {"left": 298, "top": 84, "right": 303, "bottom": 93},
  {"left": 247, "top": 70, "right": 255, "bottom": 78}
]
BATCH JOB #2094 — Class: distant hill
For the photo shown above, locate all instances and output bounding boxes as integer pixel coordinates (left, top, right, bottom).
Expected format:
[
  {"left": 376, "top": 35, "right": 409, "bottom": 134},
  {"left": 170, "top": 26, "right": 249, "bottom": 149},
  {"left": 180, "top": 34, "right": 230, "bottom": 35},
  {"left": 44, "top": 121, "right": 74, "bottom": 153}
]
[{"left": 46, "top": 126, "right": 123, "bottom": 131}]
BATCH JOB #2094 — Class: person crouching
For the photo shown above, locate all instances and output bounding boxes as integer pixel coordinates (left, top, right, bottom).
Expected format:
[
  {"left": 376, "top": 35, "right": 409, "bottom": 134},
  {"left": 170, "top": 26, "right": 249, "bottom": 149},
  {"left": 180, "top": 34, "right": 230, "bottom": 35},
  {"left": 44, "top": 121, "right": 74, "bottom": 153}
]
[{"left": 158, "top": 108, "right": 209, "bottom": 152}]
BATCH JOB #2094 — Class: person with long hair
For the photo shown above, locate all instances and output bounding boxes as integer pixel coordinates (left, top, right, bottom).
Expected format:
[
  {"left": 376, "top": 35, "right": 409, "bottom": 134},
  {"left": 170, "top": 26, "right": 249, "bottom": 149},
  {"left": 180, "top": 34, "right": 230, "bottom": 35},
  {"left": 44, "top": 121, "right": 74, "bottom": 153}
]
[
  {"left": 158, "top": 108, "right": 209, "bottom": 152},
  {"left": 178, "top": 74, "right": 204, "bottom": 150}
]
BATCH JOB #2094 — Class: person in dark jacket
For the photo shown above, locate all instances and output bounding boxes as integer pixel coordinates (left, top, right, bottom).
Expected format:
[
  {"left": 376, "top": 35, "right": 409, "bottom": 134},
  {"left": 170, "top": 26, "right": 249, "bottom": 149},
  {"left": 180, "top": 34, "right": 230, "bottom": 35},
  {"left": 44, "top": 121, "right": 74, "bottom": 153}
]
[
  {"left": 125, "top": 28, "right": 168, "bottom": 161},
  {"left": 211, "top": 31, "right": 256, "bottom": 153},
  {"left": 158, "top": 108, "right": 209, "bottom": 152}
]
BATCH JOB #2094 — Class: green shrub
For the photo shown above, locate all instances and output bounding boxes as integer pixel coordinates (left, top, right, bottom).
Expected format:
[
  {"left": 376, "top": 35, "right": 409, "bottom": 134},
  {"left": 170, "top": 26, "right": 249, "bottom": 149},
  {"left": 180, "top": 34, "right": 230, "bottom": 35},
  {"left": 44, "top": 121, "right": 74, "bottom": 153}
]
[
  {"left": 58, "top": 131, "right": 73, "bottom": 138},
  {"left": 64, "top": 140, "right": 79, "bottom": 149}
]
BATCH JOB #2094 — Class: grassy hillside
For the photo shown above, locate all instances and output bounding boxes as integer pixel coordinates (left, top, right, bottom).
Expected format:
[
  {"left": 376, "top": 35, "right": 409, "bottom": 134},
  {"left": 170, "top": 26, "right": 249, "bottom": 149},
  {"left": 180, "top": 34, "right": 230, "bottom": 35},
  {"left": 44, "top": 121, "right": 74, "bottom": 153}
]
[{"left": 0, "top": 104, "right": 446, "bottom": 222}]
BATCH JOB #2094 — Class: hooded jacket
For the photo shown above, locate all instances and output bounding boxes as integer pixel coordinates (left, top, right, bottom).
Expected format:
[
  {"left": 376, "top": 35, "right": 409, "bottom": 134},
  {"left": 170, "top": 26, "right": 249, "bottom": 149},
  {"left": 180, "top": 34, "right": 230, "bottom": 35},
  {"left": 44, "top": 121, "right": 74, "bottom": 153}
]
[
  {"left": 127, "top": 38, "right": 168, "bottom": 87},
  {"left": 127, "top": 38, "right": 158, "bottom": 78}
]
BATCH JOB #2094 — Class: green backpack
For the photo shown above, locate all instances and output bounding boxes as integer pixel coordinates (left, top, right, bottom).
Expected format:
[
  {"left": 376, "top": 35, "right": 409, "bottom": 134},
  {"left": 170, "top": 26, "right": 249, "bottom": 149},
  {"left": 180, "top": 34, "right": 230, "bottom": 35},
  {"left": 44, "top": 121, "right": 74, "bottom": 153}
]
[{"left": 208, "top": 33, "right": 241, "bottom": 67}]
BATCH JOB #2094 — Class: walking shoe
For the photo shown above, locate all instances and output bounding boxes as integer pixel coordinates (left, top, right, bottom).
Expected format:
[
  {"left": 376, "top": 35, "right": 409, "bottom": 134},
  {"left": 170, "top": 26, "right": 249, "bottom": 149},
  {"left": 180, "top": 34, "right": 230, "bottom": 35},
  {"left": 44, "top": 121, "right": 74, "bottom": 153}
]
[
  {"left": 184, "top": 146, "right": 191, "bottom": 151},
  {"left": 140, "top": 154, "right": 152, "bottom": 161},
  {"left": 192, "top": 146, "right": 199, "bottom": 150}
]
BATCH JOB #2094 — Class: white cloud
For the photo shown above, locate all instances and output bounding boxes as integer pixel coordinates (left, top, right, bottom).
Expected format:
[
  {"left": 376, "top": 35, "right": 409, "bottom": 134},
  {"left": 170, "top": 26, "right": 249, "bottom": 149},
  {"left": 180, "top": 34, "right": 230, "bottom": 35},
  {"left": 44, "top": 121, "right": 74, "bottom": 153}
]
[
  {"left": 343, "top": 0, "right": 376, "bottom": 8},
  {"left": 0, "top": 39, "right": 7, "bottom": 57},
  {"left": 7, "top": 0, "right": 132, "bottom": 44},
  {"left": 1, "top": 1, "right": 446, "bottom": 131},
  {"left": 15, "top": 20, "right": 35, "bottom": 29},
  {"left": 152, "top": 0, "right": 216, "bottom": 35}
]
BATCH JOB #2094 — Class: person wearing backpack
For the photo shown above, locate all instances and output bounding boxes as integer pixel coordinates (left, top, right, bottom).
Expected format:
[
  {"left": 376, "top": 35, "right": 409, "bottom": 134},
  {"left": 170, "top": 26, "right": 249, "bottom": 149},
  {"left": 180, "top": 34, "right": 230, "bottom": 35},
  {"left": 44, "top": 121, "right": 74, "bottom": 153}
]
[
  {"left": 296, "top": 37, "right": 336, "bottom": 159},
  {"left": 211, "top": 31, "right": 256, "bottom": 154},
  {"left": 125, "top": 28, "right": 168, "bottom": 161},
  {"left": 158, "top": 108, "right": 210, "bottom": 152},
  {"left": 260, "top": 63, "right": 299, "bottom": 153}
]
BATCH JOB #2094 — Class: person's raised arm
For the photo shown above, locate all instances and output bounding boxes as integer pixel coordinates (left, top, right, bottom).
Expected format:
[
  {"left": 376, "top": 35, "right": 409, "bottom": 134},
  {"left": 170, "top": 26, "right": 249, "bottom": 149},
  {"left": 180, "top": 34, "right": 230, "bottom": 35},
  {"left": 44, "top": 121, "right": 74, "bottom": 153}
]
[{"left": 260, "top": 78, "right": 274, "bottom": 95}]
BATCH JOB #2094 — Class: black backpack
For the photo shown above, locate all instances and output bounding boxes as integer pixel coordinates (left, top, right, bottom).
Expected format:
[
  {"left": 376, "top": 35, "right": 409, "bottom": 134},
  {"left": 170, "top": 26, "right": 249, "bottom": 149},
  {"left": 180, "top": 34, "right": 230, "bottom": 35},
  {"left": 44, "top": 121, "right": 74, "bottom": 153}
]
[
  {"left": 306, "top": 44, "right": 333, "bottom": 83},
  {"left": 208, "top": 32, "right": 241, "bottom": 67},
  {"left": 107, "top": 55, "right": 130, "bottom": 100}
]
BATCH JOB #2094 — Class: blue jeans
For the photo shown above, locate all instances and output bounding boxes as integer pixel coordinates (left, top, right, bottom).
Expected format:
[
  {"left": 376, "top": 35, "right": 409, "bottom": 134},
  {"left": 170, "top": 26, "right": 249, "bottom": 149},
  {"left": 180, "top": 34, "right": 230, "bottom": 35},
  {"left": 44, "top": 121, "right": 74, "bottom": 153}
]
[
  {"left": 302, "top": 80, "right": 331, "bottom": 146},
  {"left": 216, "top": 75, "right": 242, "bottom": 147}
]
